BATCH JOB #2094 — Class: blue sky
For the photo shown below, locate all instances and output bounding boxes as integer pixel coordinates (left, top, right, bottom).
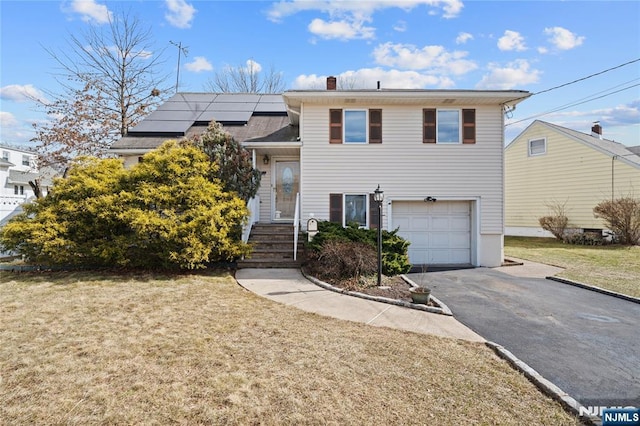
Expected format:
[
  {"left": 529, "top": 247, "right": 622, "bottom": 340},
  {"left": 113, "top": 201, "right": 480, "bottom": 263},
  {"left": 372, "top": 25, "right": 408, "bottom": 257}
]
[{"left": 1, "top": 0, "right": 639, "bottom": 147}]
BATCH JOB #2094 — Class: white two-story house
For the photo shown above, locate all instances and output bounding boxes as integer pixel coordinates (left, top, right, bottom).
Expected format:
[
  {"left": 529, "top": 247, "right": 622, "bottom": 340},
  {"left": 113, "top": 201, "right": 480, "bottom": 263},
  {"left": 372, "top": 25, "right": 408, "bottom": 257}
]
[
  {"left": 0, "top": 145, "right": 39, "bottom": 226},
  {"left": 111, "top": 78, "right": 530, "bottom": 268}
]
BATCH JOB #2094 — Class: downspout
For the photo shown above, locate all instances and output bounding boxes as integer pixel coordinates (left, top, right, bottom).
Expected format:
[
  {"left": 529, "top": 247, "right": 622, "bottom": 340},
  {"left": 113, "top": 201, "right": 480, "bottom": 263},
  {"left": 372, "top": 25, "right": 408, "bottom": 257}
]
[{"left": 611, "top": 155, "right": 617, "bottom": 201}]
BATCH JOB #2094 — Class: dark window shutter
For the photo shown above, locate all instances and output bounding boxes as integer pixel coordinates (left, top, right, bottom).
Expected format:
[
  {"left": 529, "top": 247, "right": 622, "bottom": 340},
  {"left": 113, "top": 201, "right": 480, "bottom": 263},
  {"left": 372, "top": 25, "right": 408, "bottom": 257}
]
[
  {"left": 329, "top": 194, "right": 343, "bottom": 224},
  {"left": 423, "top": 109, "right": 436, "bottom": 143},
  {"left": 462, "top": 109, "right": 476, "bottom": 144},
  {"left": 369, "top": 194, "right": 380, "bottom": 229},
  {"left": 329, "top": 109, "right": 343, "bottom": 144},
  {"left": 369, "top": 109, "right": 382, "bottom": 144}
]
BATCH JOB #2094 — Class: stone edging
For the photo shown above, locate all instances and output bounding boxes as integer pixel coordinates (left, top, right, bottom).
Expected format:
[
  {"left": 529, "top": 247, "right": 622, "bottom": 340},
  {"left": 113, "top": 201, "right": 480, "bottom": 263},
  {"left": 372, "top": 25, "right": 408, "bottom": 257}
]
[
  {"left": 486, "top": 341, "right": 600, "bottom": 426},
  {"left": 300, "top": 269, "right": 453, "bottom": 316},
  {"left": 546, "top": 276, "right": 640, "bottom": 304}
]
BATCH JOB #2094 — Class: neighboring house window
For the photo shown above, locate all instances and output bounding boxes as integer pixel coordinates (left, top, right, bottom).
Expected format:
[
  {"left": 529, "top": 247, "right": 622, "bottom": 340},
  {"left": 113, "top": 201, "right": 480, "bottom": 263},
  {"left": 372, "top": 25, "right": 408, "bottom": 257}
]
[
  {"left": 329, "top": 109, "right": 382, "bottom": 144},
  {"left": 14, "top": 185, "right": 24, "bottom": 195},
  {"left": 423, "top": 108, "right": 476, "bottom": 144},
  {"left": 2, "top": 151, "right": 9, "bottom": 161},
  {"left": 22, "top": 155, "right": 30, "bottom": 166},
  {"left": 528, "top": 138, "right": 546, "bottom": 156},
  {"left": 14, "top": 185, "right": 18, "bottom": 195},
  {"left": 20, "top": 186, "right": 24, "bottom": 195},
  {"left": 329, "top": 193, "right": 380, "bottom": 229}
]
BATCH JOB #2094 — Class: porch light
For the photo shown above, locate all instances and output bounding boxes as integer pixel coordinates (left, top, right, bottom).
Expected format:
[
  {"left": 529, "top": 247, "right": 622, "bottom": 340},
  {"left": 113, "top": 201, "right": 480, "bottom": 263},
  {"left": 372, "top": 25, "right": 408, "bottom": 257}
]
[
  {"left": 263, "top": 155, "right": 270, "bottom": 165},
  {"left": 374, "top": 185, "right": 384, "bottom": 286}
]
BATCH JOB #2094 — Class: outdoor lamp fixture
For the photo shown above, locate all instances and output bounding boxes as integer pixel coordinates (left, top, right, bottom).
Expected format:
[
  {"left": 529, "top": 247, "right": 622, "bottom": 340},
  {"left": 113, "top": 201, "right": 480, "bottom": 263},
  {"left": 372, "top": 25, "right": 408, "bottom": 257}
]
[
  {"left": 263, "top": 155, "right": 270, "bottom": 165},
  {"left": 374, "top": 185, "right": 384, "bottom": 287}
]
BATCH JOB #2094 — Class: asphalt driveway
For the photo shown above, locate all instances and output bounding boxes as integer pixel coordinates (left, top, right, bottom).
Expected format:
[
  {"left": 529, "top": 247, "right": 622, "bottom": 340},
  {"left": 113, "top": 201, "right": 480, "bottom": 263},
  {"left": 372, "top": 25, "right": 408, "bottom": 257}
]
[{"left": 407, "top": 267, "right": 640, "bottom": 409}]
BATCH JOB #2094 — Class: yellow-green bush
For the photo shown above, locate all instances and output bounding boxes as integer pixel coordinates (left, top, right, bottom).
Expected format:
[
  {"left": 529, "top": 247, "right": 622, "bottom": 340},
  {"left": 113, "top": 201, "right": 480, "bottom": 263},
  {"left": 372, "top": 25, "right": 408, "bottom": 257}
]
[{"left": 0, "top": 141, "right": 250, "bottom": 269}]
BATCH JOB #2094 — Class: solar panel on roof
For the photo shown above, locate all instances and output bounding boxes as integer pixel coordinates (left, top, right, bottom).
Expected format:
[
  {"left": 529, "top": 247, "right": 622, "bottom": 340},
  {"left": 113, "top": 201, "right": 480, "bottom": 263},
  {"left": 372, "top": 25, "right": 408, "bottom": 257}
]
[
  {"left": 145, "top": 110, "right": 202, "bottom": 121},
  {"left": 129, "top": 120, "right": 192, "bottom": 134},
  {"left": 205, "top": 102, "right": 257, "bottom": 112},
  {"left": 254, "top": 103, "right": 287, "bottom": 113},
  {"left": 215, "top": 94, "right": 261, "bottom": 103},
  {"left": 177, "top": 93, "right": 218, "bottom": 102},
  {"left": 259, "top": 94, "right": 284, "bottom": 103},
  {"left": 196, "top": 110, "right": 252, "bottom": 123},
  {"left": 156, "top": 101, "right": 211, "bottom": 112}
]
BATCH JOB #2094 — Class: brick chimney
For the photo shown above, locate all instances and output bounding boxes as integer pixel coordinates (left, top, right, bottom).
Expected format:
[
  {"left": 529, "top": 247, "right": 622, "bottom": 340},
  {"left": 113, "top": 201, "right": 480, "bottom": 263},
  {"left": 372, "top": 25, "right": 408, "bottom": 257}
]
[
  {"left": 591, "top": 122, "right": 602, "bottom": 139},
  {"left": 326, "top": 76, "right": 337, "bottom": 91}
]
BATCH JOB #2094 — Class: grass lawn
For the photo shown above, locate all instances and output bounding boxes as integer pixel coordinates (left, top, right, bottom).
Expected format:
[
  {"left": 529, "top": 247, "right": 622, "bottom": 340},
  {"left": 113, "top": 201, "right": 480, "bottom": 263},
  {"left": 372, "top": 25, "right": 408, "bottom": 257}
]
[
  {"left": 505, "top": 236, "right": 640, "bottom": 298},
  {"left": 0, "top": 270, "right": 580, "bottom": 425}
]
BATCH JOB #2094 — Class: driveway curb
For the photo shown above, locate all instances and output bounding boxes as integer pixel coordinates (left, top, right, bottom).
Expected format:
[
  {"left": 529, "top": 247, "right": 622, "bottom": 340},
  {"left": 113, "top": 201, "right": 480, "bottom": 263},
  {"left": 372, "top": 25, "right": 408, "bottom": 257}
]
[
  {"left": 546, "top": 276, "right": 640, "bottom": 304},
  {"left": 486, "top": 341, "right": 600, "bottom": 426}
]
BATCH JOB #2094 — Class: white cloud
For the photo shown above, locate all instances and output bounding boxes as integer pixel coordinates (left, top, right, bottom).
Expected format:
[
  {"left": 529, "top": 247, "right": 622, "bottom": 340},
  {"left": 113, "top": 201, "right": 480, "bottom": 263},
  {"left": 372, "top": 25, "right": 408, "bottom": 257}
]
[
  {"left": 165, "top": 0, "right": 196, "bottom": 29},
  {"left": 456, "top": 32, "right": 473, "bottom": 44},
  {"left": 292, "top": 68, "right": 455, "bottom": 90},
  {"left": 268, "top": 1, "right": 463, "bottom": 40},
  {"left": 544, "top": 27, "right": 585, "bottom": 50},
  {"left": 308, "top": 18, "right": 375, "bottom": 40},
  {"left": 244, "top": 59, "right": 262, "bottom": 73},
  {"left": 67, "top": 0, "right": 112, "bottom": 24},
  {"left": 0, "top": 84, "right": 48, "bottom": 103},
  {"left": 394, "top": 20, "right": 407, "bottom": 32},
  {"left": 184, "top": 56, "right": 212, "bottom": 73},
  {"left": 0, "top": 111, "right": 19, "bottom": 128},
  {"left": 268, "top": 0, "right": 463, "bottom": 22},
  {"left": 497, "top": 30, "right": 527, "bottom": 51},
  {"left": 372, "top": 42, "right": 477, "bottom": 75},
  {"left": 476, "top": 60, "right": 541, "bottom": 89}
]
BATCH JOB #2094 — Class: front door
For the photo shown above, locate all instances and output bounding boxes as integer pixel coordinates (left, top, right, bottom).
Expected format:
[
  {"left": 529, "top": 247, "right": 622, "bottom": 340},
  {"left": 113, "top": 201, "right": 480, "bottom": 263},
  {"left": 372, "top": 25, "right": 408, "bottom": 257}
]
[{"left": 273, "top": 161, "right": 299, "bottom": 221}]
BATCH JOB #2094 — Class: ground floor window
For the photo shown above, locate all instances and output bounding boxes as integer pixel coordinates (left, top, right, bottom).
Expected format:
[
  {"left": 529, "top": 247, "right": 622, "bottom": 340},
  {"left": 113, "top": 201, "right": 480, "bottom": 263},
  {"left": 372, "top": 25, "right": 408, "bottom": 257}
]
[{"left": 344, "top": 194, "right": 367, "bottom": 227}]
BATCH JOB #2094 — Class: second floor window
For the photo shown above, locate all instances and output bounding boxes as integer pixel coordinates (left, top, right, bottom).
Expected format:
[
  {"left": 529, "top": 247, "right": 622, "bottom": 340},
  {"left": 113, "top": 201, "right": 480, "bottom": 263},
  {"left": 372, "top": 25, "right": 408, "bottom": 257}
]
[
  {"left": 22, "top": 155, "right": 30, "bottom": 166},
  {"left": 2, "top": 151, "right": 9, "bottom": 161},
  {"left": 330, "top": 109, "right": 382, "bottom": 144},
  {"left": 423, "top": 108, "right": 476, "bottom": 144}
]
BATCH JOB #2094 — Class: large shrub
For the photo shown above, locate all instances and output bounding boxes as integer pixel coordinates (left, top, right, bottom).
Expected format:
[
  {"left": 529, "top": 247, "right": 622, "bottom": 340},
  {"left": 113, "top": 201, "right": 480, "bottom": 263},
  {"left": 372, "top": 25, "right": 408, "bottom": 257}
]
[
  {"left": 593, "top": 197, "right": 640, "bottom": 245},
  {"left": 0, "top": 140, "right": 250, "bottom": 269},
  {"left": 306, "top": 221, "right": 411, "bottom": 276}
]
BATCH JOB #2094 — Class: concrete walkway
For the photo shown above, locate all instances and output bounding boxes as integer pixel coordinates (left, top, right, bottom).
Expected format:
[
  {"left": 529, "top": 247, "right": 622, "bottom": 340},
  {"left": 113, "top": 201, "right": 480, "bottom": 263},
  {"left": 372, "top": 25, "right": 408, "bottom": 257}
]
[{"left": 236, "top": 268, "right": 485, "bottom": 342}]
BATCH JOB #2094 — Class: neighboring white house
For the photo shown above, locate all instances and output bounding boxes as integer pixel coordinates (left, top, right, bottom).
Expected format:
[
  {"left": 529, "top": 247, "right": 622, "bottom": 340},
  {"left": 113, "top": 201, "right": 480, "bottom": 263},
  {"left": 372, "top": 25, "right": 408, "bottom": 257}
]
[
  {"left": 111, "top": 79, "right": 530, "bottom": 267},
  {"left": 0, "top": 145, "right": 39, "bottom": 226},
  {"left": 505, "top": 120, "right": 640, "bottom": 237}
]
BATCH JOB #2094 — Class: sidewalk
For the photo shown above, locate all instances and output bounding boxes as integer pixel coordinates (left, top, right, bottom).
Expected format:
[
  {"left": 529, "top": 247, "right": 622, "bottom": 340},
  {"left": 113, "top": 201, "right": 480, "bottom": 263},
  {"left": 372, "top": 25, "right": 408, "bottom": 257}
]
[{"left": 235, "top": 268, "right": 485, "bottom": 342}]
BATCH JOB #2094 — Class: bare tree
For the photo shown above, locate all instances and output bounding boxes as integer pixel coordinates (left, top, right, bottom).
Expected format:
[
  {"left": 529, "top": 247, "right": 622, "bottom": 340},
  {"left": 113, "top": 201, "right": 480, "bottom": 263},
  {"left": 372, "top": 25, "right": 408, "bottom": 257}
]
[
  {"left": 32, "top": 10, "right": 169, "bottom": 172},
  {"left": 205, "top": 60, "right": 285, "bottom": 93}
]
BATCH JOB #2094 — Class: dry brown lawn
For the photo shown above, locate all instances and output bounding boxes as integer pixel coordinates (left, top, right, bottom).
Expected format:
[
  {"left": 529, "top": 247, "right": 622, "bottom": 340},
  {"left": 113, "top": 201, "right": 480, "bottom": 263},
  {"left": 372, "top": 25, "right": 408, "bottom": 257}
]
[{"left": 0, "top": 270, "right": 580, "bottom": 425}]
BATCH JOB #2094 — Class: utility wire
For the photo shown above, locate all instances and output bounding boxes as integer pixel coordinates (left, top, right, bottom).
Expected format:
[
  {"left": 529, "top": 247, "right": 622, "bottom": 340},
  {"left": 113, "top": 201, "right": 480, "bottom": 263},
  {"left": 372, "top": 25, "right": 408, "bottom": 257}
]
[
  {"left": 506, "top": 82, "right": 640, "bottom": 126},
  {"left": 502, "top": 57, "right": 640, "bottom": 107},
  {"left": 533, "top": 57, "right": 640, "bottom": 96}
]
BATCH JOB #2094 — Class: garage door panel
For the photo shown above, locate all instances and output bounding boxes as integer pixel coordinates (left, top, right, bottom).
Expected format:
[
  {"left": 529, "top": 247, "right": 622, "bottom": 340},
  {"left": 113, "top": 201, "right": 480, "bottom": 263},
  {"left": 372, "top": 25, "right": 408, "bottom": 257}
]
[{"left": 393, "top": 201, "right": 471, "bottom": 265}]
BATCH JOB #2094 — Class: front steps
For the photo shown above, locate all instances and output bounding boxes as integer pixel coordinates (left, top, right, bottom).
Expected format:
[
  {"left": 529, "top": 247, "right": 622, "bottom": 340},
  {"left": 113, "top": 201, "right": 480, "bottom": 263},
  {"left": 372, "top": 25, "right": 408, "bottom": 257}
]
[{"left": 237, "top": 223, "right": 304, "bottom": 269}]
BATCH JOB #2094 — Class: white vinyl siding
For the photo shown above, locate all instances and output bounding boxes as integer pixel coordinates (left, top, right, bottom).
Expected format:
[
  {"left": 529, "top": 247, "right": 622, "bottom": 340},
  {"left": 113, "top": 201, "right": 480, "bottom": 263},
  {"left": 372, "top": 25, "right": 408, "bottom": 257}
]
[{"left": 299, "top": 104, "right": 505, "bottom": 235}]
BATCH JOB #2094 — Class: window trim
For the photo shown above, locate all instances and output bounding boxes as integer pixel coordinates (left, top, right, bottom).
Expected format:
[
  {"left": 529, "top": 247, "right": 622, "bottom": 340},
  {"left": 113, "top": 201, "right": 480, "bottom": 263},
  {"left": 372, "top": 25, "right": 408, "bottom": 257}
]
[
  {"left": 423, "top": 108, "right": 475, "bottom": 144},
  {"left": 528, "top": 137, "right": 547, "bottom": 156},
  {"left": 343, "top": 109, "right": 368, "bottom": 144}
]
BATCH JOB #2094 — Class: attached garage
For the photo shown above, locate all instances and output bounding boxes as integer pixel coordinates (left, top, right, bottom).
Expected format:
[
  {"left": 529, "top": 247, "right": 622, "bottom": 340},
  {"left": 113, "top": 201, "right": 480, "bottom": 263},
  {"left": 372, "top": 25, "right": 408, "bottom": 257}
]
[{"left": 392, "top": 200, "right": 472, "bottom": 266}]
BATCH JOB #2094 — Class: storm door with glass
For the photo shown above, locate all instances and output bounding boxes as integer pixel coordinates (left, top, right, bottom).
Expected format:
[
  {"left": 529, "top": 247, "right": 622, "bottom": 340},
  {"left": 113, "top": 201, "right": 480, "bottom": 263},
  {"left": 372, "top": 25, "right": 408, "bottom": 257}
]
[{"left": 273, "top": 161, "right": 299, "bottom": 221}]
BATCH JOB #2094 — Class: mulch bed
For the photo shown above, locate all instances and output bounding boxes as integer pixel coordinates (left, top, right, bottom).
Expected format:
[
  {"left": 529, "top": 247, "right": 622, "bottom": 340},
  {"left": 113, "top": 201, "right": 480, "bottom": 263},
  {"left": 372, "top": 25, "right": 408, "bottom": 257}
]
[{"left": 303, "top": 265, "right": 418, "bottom": 304}]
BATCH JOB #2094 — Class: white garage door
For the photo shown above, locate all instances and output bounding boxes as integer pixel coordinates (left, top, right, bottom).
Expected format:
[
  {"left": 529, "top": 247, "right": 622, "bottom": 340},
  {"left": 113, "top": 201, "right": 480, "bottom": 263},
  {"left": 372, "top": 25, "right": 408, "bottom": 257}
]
[{"left": 393, "top": 201, "right": 471, "bottom": 265}]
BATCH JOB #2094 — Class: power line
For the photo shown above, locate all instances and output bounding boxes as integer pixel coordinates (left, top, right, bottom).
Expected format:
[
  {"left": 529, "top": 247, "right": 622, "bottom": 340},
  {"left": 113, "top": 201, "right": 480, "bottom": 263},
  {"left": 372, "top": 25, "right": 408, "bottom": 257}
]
[
  {"left": 506, "top": 82, "right": 640, "bottom": 126},
  {"left": 533, "top": 57, "right": 640, "bottom": 96},
  {"left": 503, "top": 57, "right": 640, "bottom": 123}
]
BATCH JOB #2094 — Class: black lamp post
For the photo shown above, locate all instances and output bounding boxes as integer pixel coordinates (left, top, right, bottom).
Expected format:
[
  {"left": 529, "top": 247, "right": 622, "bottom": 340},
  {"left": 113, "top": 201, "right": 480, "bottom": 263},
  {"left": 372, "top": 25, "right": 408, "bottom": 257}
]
[{"left": 373, "top": 185, "right": 384, "bottom": 287}]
